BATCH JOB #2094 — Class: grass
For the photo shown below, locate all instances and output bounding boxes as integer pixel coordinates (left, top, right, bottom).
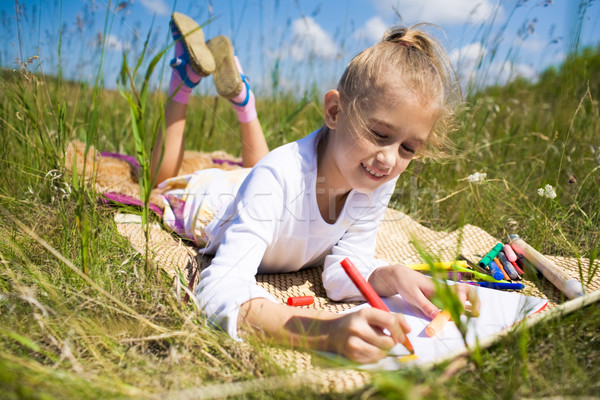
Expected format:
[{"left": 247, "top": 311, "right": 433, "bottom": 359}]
[{"left": 1, "top": 0, "right": 600, "bottom": 398}]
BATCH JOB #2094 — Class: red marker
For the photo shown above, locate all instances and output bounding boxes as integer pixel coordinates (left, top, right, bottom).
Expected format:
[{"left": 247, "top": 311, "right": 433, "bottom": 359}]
[
  {"left": 287, "top": 296, "right": 314, "bottom": 306},
  {"left": 340, "top": 258, "right": 414, "bottom": 355},
  {"left": 511, "top": 260, "right": 524, "bottom": 276}
]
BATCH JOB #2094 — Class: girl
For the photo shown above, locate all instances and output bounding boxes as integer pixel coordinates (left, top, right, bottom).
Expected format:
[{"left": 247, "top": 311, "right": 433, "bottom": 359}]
[{"left": 153, "top": 12, "right": 480, "bottom": 363}]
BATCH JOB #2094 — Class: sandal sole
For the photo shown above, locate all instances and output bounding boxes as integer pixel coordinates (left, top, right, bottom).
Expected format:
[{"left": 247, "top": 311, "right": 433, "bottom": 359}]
[
  {"left": 171, "top": 12, "right": 215, "bottom": 76},
  {"left": 207, "top": 36, "right": 243, "bottom": 99}
]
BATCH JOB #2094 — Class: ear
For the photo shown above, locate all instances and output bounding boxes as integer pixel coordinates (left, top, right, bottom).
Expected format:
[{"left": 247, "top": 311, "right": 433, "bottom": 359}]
[{"left": 323, "top": 90, "right": 340, "bottom": 130}]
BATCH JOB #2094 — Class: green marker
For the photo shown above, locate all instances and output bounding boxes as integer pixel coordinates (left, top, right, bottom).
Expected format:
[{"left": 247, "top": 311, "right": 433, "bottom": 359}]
[
  {"left": 478, "top": 243, "right": 504, "bottom": 269},
  {"left": 451, "top": 264, "right": 508, "bottom": 283}
]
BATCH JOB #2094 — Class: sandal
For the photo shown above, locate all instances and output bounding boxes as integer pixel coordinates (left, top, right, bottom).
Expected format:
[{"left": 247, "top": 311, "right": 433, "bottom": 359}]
[
  {"left": 206, "top": 35, "right": 244, "bottom": 99},
  {"left": 170, "top": 12, "right": 215, "bottom": 77}
]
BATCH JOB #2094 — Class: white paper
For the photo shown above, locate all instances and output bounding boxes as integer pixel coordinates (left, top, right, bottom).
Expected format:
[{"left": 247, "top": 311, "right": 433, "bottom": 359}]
[{"left": 341, "top": 285, "right": 548, "bottom": 370}]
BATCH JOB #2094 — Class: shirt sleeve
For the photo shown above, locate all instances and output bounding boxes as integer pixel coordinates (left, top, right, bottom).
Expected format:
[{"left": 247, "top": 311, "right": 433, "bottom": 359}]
[
  {"left": 196, "top": 165, "right": 285, "bottom": 340},
  {"left": 321, "top": 182, "right": 396, "bottom": 301}
]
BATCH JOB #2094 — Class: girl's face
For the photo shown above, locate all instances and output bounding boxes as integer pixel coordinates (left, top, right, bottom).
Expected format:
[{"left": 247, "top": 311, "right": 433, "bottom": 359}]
[{"left": 323, "top": 84, "right": 439, "bottom": 194}]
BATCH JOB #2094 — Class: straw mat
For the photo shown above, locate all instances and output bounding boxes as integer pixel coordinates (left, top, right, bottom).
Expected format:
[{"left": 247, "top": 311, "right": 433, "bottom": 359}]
[{"left": 114, "top": 207, "right": 600, "bottom": 393}]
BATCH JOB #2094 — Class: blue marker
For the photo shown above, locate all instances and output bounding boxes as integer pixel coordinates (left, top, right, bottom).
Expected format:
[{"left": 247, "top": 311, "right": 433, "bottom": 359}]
[
  {"left": 465, "top": 281, "right": 525, "bottom": 290},
  {"left": 488, "top": 260, "right": 505, "bottom": 281}
]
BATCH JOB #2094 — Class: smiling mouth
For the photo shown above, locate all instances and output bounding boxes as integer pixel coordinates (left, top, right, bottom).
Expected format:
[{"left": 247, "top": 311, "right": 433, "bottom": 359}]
[{"left": 361, "top": 162, "right": 386, "bottom": 178}]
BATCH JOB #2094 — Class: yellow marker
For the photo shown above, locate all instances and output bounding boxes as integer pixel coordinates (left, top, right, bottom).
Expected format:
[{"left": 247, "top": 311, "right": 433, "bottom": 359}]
[
  {"left": 408, "top": 261, "right": 468, "bottom": 271},
  {"left": 397, "top": 354, "right": 419, "bottom": 363},
  {"left": 425, "top": 310, "right": 452, "bottom": 337}
]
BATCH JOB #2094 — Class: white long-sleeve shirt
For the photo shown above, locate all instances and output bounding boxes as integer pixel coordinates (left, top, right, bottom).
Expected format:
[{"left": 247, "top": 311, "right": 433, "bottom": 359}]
[{"left": 167, "top": 129, "right": 398, "bottom": 339}]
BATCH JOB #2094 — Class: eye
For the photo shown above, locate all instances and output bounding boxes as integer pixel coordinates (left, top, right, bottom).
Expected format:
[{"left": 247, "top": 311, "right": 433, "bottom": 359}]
[
  {"left": 371, "top": 130, "right": 387, "bottom": 141},
  {"left": 401, "top": 144, "right": 416, "bottom": 154}
]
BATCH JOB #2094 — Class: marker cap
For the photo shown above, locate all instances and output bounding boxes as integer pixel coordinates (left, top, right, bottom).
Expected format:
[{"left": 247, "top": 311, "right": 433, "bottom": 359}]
[
  {"left": 287, "top": 296, "right": 314, "bottom": 307},
  {"left": 478, "top": 256, "right": 492, "bottom": 268}
]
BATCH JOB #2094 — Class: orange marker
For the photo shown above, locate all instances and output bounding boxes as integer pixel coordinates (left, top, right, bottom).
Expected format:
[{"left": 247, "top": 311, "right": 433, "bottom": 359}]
[
  {"left": 494, "top": 257, "right": 511, "bottom": 281},
  {"left": 425, "top": 310, "right": 451, "bottom": 337}
]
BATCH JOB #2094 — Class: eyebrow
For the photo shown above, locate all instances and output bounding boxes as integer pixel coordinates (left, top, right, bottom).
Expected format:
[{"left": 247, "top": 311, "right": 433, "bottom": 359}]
[{"left": 369, "top": 119, "right": 393, "bottom": 130}]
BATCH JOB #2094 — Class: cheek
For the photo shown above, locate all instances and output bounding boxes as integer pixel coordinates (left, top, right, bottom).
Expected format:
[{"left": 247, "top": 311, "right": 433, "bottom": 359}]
[
  {"left": 341, "top": 136, "right": 371, "bottom": 160},
  {"left": 393, "top": 158, "right": 412, "bottom": 176}
]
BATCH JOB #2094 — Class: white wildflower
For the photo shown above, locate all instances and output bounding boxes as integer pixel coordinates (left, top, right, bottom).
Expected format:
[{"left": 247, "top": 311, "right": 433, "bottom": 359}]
[
  {"left": 537, "top": 184, "right": 557, "bottom": 199},
  {"left": 467, "top": 172, "right": 487, "bottom": 184}
]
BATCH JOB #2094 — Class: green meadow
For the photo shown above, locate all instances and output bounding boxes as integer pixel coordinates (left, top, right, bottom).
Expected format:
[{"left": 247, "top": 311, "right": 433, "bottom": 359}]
[{"left": 1, "top": 2, "right": 599, "bottom": 399}]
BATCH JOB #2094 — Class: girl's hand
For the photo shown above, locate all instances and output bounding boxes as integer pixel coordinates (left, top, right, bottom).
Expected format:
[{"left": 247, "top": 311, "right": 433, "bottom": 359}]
[
  {"left": 369, "top": 265, "right": 481, "bottom": 319},
  {"left": 325, "top": 307, "right": 411, "bottom": 363},
  {"left": 450, "top": 282, "right": 481, "bottom": 317}
]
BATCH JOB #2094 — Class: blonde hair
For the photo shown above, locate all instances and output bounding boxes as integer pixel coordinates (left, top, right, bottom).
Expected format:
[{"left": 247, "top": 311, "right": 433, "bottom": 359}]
[{"left": 336, "top": 24, "right": 461, "bottom": 158}]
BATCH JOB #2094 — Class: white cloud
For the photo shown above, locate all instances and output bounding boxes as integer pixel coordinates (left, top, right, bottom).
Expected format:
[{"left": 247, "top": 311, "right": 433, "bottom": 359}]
[
  {"left": 488, "top": 61, "right": 537, "bottom": 85},
  {"left": 450, "top": 42, "right": 537, "bottom": 89},
  {"left": 288, "top": 17, "right": 339, "bottom": 61},
  {"left": 105, "top": 34, "right": 130, "bottom": 52},
  {"left": 371, "top": 0, "right": 499, "bottom": 25},
  {"left": 138, "top": 0, "right": 169, "bottom": 16},
  {"left": 449, "top": 42, "right": 486, "bottom": 75},
  {"left": 515, "top": 36, "right": 546, "bottom": 53},
  {"left": 354, "top": 16, "right": 388, "bottom": 43}
]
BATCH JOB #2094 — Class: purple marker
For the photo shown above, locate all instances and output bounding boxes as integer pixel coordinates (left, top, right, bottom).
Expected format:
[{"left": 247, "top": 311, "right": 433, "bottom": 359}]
[{"left": 498, "top": 251, "right": 520, "bottom": 280}]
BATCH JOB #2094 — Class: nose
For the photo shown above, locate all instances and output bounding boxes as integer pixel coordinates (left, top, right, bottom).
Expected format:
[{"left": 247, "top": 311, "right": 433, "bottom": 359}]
[{"left": 374, "top": 145, "right": 397, "bottom": 169}]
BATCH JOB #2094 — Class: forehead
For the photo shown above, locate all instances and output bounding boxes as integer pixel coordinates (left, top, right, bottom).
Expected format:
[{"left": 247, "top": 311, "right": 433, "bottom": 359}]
[
  {"left": 369, "top": 83, "right": 440, "bottom": 120},
  {"left": 382, "top": 69, "right": 441, "bottom": 102},
  {"left": 366, "top": 86, "right": 440, "bottom": 142}
]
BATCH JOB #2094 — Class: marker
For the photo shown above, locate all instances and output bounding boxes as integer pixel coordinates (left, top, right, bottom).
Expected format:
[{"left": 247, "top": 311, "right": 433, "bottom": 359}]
[
  {"left": 509, "top": 234, "right": 584, "bottom": 299},
  {"left": 408, "top": 261, "right": 468, "bottom": 271},
  {"left": 494, "top": 258, "right": 511, "bottom": 281},
  {"left": 488, "top": 260, "right": 505, "bottom": 281},
  {"left": 497, "top": 251, "right": 520, "bottom": 280},
  {"left": 511, "top": 260, "right": 524, "bottom": 276},
  {"left": 464, "top": 281, "right": 525, "bottom": 290},
  {"left": 451, "top": 263, "right": 507, "bottom": 283},
  {"left": 421, "top": 271, "right": 463, "bottom": 280},
  {"left": 478, "top": 243, "right": 504, "bottom": 269},
  {"left": 287, "top": 296, "right": 314, "bottom": 306},
  {"left": 459, "top": 254, "right": 490, "bottom": 275},
  {"left": 425, "top": 310, "right": 451, "bottom": 337},
  {"left": 502, "top": 244, "right": 518, "bottom": 262},
  {"left": 516, "top": 254, "right": 538, "bottom": 277},
  {"left": 340, "top": 258, "right": 414, "bottom": 355}
]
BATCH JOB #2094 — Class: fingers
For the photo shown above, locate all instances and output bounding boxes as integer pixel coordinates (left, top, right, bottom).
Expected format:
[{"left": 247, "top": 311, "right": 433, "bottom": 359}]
[
  {"left": 411, "top": 289, "right": 440, "bottom": 319},
  {"left": 452, "top": 283, "right": 481, "bottom": 318},
  {"left": 465, "top": 284, "right": 481, "bottom": 317},
  {"left": 364, "top": 307, "right": 411, "bottom": 340},
  {"left": 345, "top": 335, "right": 388, "bottom": 364},
  {"left": 338, "top": 308, "right": 411, "bottom": 363}
]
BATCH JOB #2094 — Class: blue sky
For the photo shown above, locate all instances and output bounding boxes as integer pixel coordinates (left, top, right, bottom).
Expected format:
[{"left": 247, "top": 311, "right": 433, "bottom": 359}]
[{"left": 2, "top": 0, "right": 599, "bottom": 96}]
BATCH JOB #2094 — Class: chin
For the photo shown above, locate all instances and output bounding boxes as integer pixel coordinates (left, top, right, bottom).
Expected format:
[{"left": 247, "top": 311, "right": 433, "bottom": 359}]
[{"left": 351, "top": 177, "right": 387, "bottom": 194}]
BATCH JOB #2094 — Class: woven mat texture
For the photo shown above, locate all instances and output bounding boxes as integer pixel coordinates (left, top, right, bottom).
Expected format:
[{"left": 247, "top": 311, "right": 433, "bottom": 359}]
[{"left": 115, "top": 208, "right": 600, "bottom": 393}]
